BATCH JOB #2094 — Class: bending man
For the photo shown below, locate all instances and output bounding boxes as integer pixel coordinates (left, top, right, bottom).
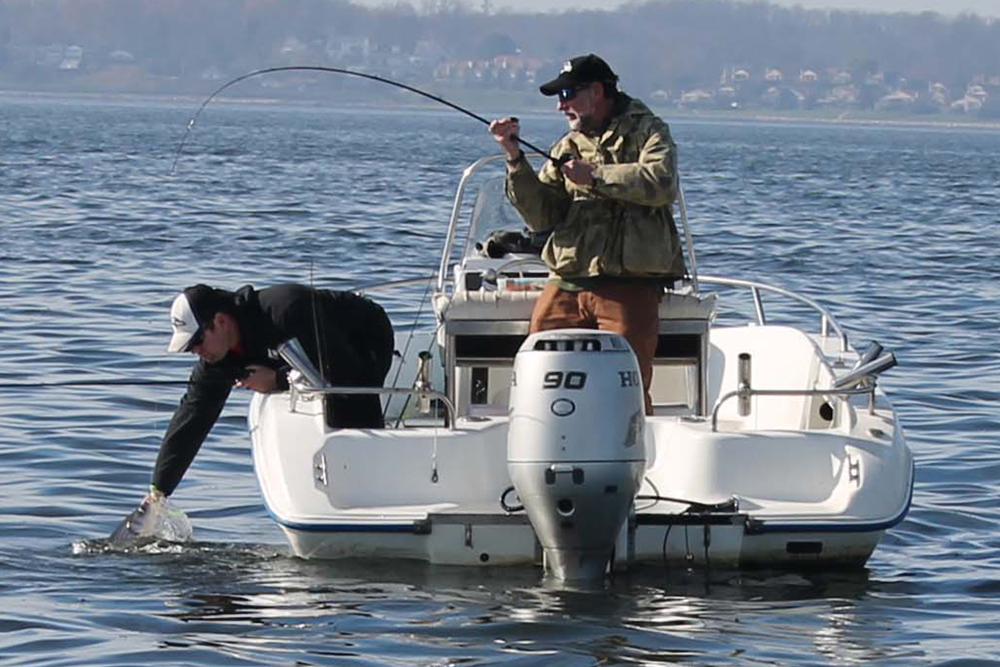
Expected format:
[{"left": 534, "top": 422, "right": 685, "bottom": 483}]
[{"left": 150, "top": 283, "right": 394, "bottom": 501}]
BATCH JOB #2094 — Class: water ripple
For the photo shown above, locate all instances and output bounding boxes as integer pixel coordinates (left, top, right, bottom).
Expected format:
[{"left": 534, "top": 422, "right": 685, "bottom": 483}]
[{"left": 1, "top": 99, "right": 999, "bottom": 666}]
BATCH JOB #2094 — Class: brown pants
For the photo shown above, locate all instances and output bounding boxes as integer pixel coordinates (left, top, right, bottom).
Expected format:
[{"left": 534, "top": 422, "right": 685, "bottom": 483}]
[{"left": 530, "top": 282, "right": 661, "bottom": 414}]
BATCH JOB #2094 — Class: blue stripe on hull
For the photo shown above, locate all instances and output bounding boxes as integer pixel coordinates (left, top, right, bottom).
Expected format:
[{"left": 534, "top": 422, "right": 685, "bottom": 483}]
[{"left": 754, "top": 460, "right": 915, "bottom": 534}]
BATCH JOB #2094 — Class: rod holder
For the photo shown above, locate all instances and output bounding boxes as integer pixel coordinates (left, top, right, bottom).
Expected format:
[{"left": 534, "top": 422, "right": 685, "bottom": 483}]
[
  {"left": 277, "top": 338, "right": 329, "bottom": 389},
  {"left": 835, "top": 352, "right": 897, "bottom": 389},
  {"left": 415, "top": 350, "right": 433, "bottom": 414},
  {"left": 738, "top": 352, "right": 752, "bottom": 417},
  {"left": 852, "top": 340, "right": 884, "bottom": 371}
]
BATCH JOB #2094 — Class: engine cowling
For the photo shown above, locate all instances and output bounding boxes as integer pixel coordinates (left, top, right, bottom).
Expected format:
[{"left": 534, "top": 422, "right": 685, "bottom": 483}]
[{"left": 508, "top": 329, "right": 647, "bottom": 580}]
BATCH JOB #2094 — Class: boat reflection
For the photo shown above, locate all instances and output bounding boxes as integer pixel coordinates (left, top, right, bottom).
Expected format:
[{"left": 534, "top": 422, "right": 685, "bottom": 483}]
[{"left": 149, "top": 550, "right": 912, "bottom": 665}]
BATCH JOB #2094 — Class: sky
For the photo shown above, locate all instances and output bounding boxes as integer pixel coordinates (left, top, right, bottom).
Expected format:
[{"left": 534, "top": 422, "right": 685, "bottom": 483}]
[{"left": 361, "top": 0, "right": 1000, "bottom": 18}]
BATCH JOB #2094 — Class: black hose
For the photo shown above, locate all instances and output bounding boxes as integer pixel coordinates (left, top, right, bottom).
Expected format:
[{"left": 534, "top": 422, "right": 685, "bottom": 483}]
[
  {"left": 635, "top": 494, "right": 738, "bottom": 514},
  {"left": 171, "top": 65, "right": 559, "bottom": 173},
  {"left": 499, "top": 486, "right": 523, "bottom": 513}
]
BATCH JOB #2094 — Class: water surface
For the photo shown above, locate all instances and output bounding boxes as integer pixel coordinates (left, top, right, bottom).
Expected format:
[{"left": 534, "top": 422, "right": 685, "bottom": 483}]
[{"left": 1, "top": 95, "right": 998, "bottom": 665}]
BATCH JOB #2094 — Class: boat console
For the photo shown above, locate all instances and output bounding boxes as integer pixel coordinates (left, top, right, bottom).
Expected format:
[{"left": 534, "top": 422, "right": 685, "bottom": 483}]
[{"left": 431, "top": 158, "right": 718, "bottom": 421}]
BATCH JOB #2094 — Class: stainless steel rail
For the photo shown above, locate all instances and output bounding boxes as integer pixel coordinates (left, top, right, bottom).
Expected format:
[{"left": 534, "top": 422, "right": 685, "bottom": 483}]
[
  {"left": 698, "top": 275, "right": 849, "bottom": 352},
  {"left": 711, "top": 385, "right": 874, "bottom": 432},
  {"left": 297, "top": 385, "right": 457, "bottom": 429},
  {"left": 353, "top": 275, "right": 437, "bottom": 294},
  {"left": 676, "top": 184, "right": 699, "bottom": 292},
  {"left": 436, "top": 154, "right": 505, "bottom": 292}
]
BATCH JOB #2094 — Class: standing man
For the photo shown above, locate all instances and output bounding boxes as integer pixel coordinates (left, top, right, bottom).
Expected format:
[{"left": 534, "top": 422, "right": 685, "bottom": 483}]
[
  {"left": 148, "top": 283, "right": 394, "bottom": 503},
  {"left": 489, "top": 53, "right": 687, "bottom": 414}
]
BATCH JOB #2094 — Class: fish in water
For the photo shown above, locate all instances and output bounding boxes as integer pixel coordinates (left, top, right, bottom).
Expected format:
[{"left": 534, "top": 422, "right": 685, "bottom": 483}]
[{"left": 109, "top": 494, "right": 193, "bottom": 546}]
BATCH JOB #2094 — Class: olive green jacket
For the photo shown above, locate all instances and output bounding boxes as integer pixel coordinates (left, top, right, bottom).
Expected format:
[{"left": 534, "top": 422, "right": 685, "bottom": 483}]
[{"left": 506, "top": 97, "right": 686, "bottom": 280}]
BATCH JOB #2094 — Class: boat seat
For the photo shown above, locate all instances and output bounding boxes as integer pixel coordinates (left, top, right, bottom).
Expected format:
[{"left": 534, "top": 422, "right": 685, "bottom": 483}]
[
  {"left": 436, "top": 288, "right": 717, "bottom": 323},
  {"left": 708, "top": 325, "right": 833, "bottom": 430},
  {"left": 645, "top": 420, "right": 849, "bottom": 504}
]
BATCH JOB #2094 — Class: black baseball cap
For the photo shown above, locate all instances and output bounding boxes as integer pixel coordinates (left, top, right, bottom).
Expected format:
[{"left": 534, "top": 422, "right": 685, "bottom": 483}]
[{"left": 539, "top": 54, "right": 619, "bottom": 96}]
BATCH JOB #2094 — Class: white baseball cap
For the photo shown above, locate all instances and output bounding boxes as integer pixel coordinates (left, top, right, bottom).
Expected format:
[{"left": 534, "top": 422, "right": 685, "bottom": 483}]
[
  {"left": 167, "top": 285, "right": 221, "bottom": 353},
  {"left": 167, "top": 292, "right": 201, "bottom": 353}
]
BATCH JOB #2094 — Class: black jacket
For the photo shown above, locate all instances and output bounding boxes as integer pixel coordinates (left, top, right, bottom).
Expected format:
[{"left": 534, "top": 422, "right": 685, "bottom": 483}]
[{"left": 151, "top": 284, "right": 393, "bottom": 496}]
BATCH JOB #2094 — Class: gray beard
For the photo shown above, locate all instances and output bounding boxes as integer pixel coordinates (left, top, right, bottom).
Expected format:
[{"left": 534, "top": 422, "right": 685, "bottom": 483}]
[{"left": 569, "top": 108, "right": 606, "bottom": 134}]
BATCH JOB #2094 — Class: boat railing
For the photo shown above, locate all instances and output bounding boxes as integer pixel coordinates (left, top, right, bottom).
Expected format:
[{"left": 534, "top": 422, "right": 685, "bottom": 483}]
[
  {"left": 698, "top": 275, "right": 849, "bottom": 353},
  {"left": 711, "top": 385, "right": 876, "bottom": 433},
  {"left": 293, "top": 385, "right": 457, "bottom": 430},
  {"left": 436, "top": 154, "right": 505, "bottom": 293},
  {"left": 353, "top": 275, "right": 440, "bottom": 294},
  {"left": 676, "top": 185, "right": 699, "bottom": 293}
]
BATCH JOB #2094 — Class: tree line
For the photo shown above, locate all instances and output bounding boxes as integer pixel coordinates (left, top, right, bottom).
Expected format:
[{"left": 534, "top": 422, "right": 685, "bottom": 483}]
[{"left": 1, "top": 0, "right": 998, "bottom": 97}]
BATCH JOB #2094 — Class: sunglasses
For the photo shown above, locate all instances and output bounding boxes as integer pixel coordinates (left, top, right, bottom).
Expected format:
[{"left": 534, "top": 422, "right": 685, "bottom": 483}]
[{"left": 558, "top": 84, "right": 591, "bottom": 102}]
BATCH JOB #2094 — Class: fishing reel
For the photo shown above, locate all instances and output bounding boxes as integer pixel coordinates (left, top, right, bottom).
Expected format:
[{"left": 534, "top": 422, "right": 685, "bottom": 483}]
[{"left": 476, "top": 228, "right": 549, "bottom": 259}]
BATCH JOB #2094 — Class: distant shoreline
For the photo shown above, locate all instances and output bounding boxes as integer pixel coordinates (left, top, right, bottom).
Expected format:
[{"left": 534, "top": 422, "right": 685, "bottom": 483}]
[
  {"left": 4, "top": 86, "right": 1000, "bottom": 132},
  {"left": 663, "top": 107, "right": 1000, "bottom": 131}
]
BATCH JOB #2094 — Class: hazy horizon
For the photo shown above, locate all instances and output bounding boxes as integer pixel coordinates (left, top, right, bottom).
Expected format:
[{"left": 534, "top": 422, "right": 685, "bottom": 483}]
[{"left": 359, "top": 0, "right": 1000, "bottom": 18}]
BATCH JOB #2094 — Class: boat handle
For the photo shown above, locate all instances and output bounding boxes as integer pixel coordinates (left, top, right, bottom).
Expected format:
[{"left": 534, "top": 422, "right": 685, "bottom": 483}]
[
  {"left": 297, "top": 385, "right": 457, "bottom": 430},
  {"left": 711, "top": 385, "right": 875, "bottom": 432}
]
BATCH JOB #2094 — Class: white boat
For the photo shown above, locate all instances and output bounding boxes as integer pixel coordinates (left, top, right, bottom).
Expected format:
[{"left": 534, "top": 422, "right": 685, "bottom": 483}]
[{"left": 249, "top": 155, "right": 914, "bottom": 579}]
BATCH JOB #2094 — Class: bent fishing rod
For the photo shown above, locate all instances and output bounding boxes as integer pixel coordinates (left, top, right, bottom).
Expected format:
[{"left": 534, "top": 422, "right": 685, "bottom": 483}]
[{"left": 172, "top": 65, "right": 559, "bottom": 173}]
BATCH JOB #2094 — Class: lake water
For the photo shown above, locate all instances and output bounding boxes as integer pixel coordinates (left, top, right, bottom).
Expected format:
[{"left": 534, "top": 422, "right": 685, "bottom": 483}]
[{"left": 1, "top": 92, "right": 999, "bottom": 666}]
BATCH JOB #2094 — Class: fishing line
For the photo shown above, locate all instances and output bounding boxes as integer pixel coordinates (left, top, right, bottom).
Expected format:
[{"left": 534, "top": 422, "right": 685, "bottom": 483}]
[
  {"left": 308, "top": 259, "right": 327, "bottom": 386},
  {"left": 380, "top": 274, "right": 436, "bottom": 424},
  {"left": 0, "top": 379, "right": 194, "bottom": 389},
  {"left": 171, "top": 65, "right": 559, "bottom": 173},
  {"left": 392, "top": 320, "right": 446, "bottom": 430}
]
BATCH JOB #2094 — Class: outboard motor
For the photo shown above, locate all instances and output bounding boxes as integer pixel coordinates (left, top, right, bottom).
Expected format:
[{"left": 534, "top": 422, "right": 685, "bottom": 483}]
[{"left": 508, "top": 330, "right": 647, "bottom": 580}]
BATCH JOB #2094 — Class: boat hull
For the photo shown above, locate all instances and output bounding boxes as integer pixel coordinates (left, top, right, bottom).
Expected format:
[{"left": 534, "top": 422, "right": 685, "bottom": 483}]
[
  {"left": 270, "top": 509, "right": 894, "bottom": 570},
  {"left": 249, "top": 389, "right": 913, "bottom": 570}
]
